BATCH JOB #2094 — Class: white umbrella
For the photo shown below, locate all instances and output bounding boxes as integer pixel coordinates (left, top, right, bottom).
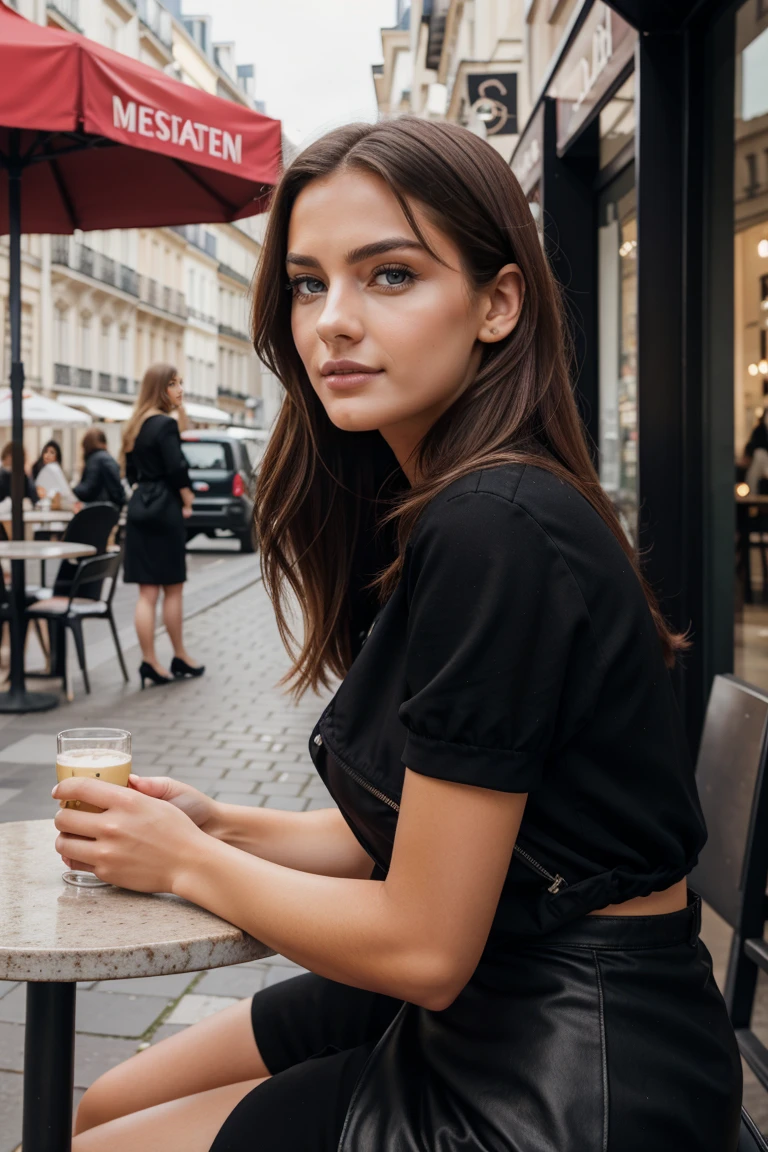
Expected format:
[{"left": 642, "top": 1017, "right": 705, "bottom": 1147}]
[{"left": 0, "top": 389, "right": 90, "bottom": 426}]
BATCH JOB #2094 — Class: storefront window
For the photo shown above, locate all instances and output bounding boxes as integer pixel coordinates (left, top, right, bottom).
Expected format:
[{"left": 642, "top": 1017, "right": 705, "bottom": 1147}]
[
  {"left": 598, "top": 165, "right": 638, "bottom": 543},
  {"left": 734, "top": 0, "right": 768, "bottom": 682}
]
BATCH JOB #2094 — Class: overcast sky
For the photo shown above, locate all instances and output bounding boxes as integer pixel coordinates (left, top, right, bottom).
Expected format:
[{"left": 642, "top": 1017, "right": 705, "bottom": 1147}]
[{"left": 192, "top": 0, "right": 398, "bottom": 146}]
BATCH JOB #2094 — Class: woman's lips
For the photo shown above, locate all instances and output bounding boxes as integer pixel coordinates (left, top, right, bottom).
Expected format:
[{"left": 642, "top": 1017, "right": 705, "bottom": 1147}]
[{"left": 322, "top": 370, "right": 383, "bottom": 391}]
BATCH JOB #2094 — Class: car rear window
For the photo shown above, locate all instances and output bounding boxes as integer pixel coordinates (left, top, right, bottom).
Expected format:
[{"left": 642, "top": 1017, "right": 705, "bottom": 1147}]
[{"left": 181, "top": 441, "right": 233, "bottom": 470}]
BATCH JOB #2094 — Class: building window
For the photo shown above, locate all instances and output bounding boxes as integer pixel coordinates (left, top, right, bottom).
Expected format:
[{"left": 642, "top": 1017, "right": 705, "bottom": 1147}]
[{"left": 55, "top": 307, "right": 69, "bottom": 364}]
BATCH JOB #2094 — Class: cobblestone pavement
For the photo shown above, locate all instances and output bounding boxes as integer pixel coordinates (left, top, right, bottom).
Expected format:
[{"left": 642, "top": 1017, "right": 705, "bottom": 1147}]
[
  {"left": 0, "top": 575, "right": 334, "bottom": 1151},
  {"left": 0, "top": 573, "right": 765, "bottom": 1143}
]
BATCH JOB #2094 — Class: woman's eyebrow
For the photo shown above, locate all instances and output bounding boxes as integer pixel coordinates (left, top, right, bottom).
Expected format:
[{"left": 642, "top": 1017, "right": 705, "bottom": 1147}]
[{"left": 285, "top": 237, "right": 423, "bottom": 270}]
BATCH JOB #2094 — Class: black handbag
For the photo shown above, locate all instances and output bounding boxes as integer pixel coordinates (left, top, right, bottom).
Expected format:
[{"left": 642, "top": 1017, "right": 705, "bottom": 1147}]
[{"left": 127, "top": 479, "right": 175, "bottom": 528}]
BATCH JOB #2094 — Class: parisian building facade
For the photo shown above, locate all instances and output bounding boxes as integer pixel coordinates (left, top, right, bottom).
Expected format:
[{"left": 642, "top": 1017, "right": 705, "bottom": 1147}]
[{"left": 0, "top": 0, "right": 282, "bottom": 465}]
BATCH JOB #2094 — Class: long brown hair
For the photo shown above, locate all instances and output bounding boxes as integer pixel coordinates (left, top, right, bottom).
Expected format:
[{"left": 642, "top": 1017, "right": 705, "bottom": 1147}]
[
  {"left": 253, "top": 118, "right": 685, "bottom": 697},
  {"left": 121, "top": 363, "right": 178, "bottom": 460}
]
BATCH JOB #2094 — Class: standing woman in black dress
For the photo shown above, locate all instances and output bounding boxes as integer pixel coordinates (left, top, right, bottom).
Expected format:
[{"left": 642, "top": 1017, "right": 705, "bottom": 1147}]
[
  {"left": 57, "top": 120, "right": 741, "bottom": 1151},
  {"left": 122, "top": 364, "right": 204, "bottom": 687}
]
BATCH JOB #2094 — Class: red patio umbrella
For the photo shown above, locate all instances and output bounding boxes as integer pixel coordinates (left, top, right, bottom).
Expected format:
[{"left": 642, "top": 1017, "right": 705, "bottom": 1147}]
[{"left": 0, "top": 0, "right": 281, "bottom": 714}]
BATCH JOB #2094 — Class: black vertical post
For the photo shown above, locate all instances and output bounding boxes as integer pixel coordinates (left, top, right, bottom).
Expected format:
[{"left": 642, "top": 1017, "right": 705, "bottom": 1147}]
[
  {"left": 22, "top": 982, "right": 76, "bottom": 1152},
  {"left": 540, "top": 98, "right": 600, "bottom": 453},
  {"left": 635, "top": 34, "right": 688, "bottom": 689},
  {"left": 0, "top": 132, "right": 57, "bottom": 712}
]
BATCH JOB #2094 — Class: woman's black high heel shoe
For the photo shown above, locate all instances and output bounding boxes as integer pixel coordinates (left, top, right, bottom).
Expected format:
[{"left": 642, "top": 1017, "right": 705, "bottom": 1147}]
[
  {"left": 139, "top": 662, "right": 174, "bottom": 689},
  {"left": 171, "top": 656, "right": 205, "bottom": 679}
]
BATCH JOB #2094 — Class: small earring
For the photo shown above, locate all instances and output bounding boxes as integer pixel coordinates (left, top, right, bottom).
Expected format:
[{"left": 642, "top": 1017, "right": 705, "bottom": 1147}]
[{"left": 490, "top": 327, "right": 499, "bottom": 335}]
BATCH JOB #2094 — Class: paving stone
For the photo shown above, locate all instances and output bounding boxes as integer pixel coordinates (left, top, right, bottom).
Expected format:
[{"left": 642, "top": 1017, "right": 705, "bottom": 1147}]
[
  {"left": 165, "top": 994, "right": 240, "bottom": 1026},
  {"left": 264, "top": 965, "right": 309, "bottom": 987},
  {"left": 306, "top": 796, "right": 338, "bottom": 810},
  {"left": 274, "top": 770, "right": 312, "bottom": 784},
  {"left": 222, "top": 767, "right": 275, "bottom": 783},
  {"left": 200, "top": 758, "right": 243, "bottom": 771},
  {"left": 194, "top": 966, "right": 267, "bottom": 998},
  {"left": 263, "top": 796, "right": 307, "bottom": 811},
  {"left": 214, "top": 792, "right": 265, "bottom": 806},
  {"left": 257, "top": 782, "right": 302, "bottom": 797},
  {"left": 93, "top": 972, "right": 199, "bottom": 998},
  {"left": 209, "top": 776, "right": 257, "bottom": 794},
  {"left": 0, "top": 1023, "right": 23, "bottom": 1073},
  {"left": 0, "top": 1071, "right": 23, "bottom": 1152},
  {"left": 73, "top": 991, "right": 171, "bottom": 1038},
  {"left": 73, "top": 1034, "right": 141, "bottom": 1089}
]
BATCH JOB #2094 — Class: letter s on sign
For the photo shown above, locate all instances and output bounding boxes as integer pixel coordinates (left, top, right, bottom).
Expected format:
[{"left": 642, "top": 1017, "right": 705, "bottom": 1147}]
[{"left": 155, "top": 110, "right": 171, "bottom": 142}]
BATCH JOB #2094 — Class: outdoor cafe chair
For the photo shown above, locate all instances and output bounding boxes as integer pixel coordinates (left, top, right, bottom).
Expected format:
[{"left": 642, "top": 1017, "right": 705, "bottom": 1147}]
[
  {"left": 26, "top": 551, "right": 128, "bottom": 697},
  {"left": 688, "top": 674, "right": 768, "bottom": 1146},
  {"left": 27, "top": 502, "right": 119, "bottom": 602}
]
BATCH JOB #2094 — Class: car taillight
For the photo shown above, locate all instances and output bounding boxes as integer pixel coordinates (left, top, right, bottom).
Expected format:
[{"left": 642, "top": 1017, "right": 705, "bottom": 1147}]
[{"left": 232, "top": 473, "right": 245, "bottom": 498}]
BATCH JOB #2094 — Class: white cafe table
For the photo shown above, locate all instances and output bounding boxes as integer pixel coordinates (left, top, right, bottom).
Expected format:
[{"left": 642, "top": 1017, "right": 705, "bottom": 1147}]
[
  {"left": 0, "top": 819, "right": 272, "bottom": 1151},
  {"left": 0, "top": 542, "right": 96, "bottom": 713}
]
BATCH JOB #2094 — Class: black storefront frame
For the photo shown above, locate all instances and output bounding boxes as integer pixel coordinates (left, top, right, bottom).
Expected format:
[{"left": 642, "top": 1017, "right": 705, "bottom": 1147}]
[{"left": 512, "top": 0, "right": 739, "bottom": 753}]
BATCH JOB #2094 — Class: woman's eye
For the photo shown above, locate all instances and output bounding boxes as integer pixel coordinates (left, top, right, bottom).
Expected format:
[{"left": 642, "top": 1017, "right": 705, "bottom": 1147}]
[
  {"left": 290, "top": 276, "right": 326, "bottom": 299},
  {"left": 373, "top": 266, "right": 413, "bottom": 289}
]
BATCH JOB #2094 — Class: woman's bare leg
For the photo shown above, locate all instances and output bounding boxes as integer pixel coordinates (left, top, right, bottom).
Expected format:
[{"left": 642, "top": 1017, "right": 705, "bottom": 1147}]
[
  {"left": 135, "top": 584, "right": 168, "bottom": 676},
  {"left": 162, "top": 583, "right": 199, "bottom": 667},
  {"left": 75, "top": 998, "right": 267, "bottom": 1134},
  {"left": 72, "top": 1078, "right": 265, "bottom": 1152}
]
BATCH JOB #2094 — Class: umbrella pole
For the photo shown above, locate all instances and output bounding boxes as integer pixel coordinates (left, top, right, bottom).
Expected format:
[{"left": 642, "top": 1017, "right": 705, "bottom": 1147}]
[{"left": 0, "top": 130, "right": 57, "bottom": 713}]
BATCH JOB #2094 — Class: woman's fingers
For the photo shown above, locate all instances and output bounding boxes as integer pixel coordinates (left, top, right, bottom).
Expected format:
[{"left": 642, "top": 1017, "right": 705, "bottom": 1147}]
[
  {"left": 128, "top": 775, "right": 176, "bottom": 799},
  {"left": 54, "top": 806, "right": 101, "bottom": 836},
  {"left": 56, "top": 832, "right": 98, "bottom": 866}
]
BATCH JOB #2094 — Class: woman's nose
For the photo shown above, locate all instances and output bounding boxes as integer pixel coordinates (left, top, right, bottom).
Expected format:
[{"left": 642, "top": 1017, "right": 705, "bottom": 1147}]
[{"left": 315, "top": 283, "right": 364, "bottom": 345}]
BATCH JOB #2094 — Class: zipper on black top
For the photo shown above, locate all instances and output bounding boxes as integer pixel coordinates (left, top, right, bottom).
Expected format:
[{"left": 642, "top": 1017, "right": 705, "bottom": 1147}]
[
  {"left": 313, "top": 733, "right": 400, "bottom": 812},
  {"left": 512, "top": 844, "right": 567, "bottom": 894},
  {"left": 314, "top": 732, "right": 567, "bottom": 894}
]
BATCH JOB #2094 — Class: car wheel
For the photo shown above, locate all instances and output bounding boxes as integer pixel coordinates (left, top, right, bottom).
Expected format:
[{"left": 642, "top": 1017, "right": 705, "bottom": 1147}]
[{"left": 239, "top": 529, "right": 256, "bottom": 554}]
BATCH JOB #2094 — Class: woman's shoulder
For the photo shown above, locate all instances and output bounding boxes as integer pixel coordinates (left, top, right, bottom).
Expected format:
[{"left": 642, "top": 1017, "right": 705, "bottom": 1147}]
[
  {"left": 137, "top": 413, "right": 177, "bottom": 442},
  {"left": 415, "top": 462, "right": 601, "bottom": 544}
]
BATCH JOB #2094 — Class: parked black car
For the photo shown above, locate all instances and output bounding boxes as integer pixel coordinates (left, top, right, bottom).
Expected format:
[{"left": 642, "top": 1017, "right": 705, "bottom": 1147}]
[{"left": 180, "top": 430, "right": 265, "bottom": 552}]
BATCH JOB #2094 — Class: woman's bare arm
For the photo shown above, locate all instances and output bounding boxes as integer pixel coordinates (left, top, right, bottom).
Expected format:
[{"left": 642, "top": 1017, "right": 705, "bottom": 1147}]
[
  {"left": 172, "top": 770, "right": 526, "bottom": 1010},
  {"left": 208, "top": 802, "right": 375, "bottom": 879}
]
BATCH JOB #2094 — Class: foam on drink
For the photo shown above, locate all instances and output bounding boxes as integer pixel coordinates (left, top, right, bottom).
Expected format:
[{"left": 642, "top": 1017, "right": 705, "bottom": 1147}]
[{"left": 56, "top": 749, "right": 132, "bottom": 812}]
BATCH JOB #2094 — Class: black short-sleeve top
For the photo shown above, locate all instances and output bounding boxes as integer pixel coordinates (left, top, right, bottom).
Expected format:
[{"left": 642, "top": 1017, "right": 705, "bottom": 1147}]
[{"left": 309, "top": 462, "right": 706, "bottom": 953}]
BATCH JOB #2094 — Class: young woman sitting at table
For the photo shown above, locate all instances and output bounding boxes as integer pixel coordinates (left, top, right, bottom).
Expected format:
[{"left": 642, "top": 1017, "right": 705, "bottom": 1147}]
[{"left": 53, "top": 118, "right": 742, "bottom": 1152}]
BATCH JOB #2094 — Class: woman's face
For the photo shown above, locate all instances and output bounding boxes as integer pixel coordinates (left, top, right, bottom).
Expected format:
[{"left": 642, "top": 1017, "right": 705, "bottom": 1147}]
[
  {"left": 166, "top": 376, "right": 183, "bottom": 409},
  {"left": 42, "top": 445, "right": 58, "bottom": 465},
  {"left": 287, "top": 169, "right": 522, "bottom": 476}
]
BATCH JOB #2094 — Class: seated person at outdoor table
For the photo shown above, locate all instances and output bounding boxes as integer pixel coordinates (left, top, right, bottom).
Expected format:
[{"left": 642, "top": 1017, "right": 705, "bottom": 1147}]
[
  {"left": 73, "top": 428, "right": 125, "bottom": 510},
  {"left": 52, "top": 119, "right": 742, "bottom": 1152},
  {"left": 0, "top": 441, "right": 39, "bottom": 505}
]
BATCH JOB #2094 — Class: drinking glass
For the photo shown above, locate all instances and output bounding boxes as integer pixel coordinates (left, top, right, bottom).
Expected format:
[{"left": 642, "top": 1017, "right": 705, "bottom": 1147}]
[{"left": 56, "top": 728, "right": 132, "bottom": 888}]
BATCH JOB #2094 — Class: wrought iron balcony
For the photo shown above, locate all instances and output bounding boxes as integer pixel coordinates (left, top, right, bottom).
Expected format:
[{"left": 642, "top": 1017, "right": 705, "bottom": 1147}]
[
  {"left": 47, "top": 0, "right": 82, "bottom": 31},
  {"left": 52, "top": 237, "right": 139, "bottom": 298},
  {"left": 217, "top": 322, "right": 250, "bottom": 342},
  {"left": 137, "top": 275, "right": 188, "bottom": 319}
]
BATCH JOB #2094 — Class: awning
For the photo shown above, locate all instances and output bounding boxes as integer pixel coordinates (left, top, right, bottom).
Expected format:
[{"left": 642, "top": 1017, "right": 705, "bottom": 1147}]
[
  {"left": 56, "top": 394, "right": 134, "bottom": 422},
  {"left": 184, "top": 402, "right": 231, "bottom": 425},
  {"left": 0, "top": 389, "right": 90, "bottom": 426}
]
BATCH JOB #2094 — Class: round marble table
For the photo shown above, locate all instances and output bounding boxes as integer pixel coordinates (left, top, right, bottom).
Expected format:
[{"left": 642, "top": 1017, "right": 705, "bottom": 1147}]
[{"left": 0, "top": 819, "right": 272, "bottom": 1150}]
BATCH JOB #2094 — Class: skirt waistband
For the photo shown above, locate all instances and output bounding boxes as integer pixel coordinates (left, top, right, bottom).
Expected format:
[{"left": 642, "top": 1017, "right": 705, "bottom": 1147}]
[{"left": 527, "top": 891, "right": 702, "bottom": 951}]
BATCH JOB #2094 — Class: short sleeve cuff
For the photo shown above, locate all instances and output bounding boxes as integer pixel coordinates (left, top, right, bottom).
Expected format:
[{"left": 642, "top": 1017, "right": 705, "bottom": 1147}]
[{"left": 401, "top": 729, "right": 543, "bottom": 794}]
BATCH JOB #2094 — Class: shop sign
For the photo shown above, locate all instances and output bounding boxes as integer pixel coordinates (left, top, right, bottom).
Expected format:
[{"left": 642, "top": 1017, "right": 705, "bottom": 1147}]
[
  {"left": 549, "top": 2, "right": 637, "bottom": 154},
  {"left": 510, "top": 102, "right": 544, "bottom": 195},
  {"left": 467, "top": 73, "right": 518, "bottom": 136}
]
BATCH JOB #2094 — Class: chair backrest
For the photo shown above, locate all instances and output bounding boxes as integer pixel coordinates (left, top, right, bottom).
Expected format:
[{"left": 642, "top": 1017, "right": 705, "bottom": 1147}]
[
  {"left": 55, "top": 503, "right": 119, "bottom": 599},
  {"left": 741, "top": 1108, "right": 768, "bottom": 1151},
  {"left": 69, "top": 551, "right": 122, "bottom": 605},
  {"left": 689, "top": 674, "right": 768, "bottom": 937}
]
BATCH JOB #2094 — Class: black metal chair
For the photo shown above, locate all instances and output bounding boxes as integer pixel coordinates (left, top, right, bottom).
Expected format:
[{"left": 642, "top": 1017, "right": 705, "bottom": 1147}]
[
  {"left": 26, "top": 551, "right": 128, "bottom": 697},
  {"left": 29, "top": 502, "right": 120, "bottom": 601},
  {"left": 688, "top": 674, "right": 768, "bottom": 1146}
]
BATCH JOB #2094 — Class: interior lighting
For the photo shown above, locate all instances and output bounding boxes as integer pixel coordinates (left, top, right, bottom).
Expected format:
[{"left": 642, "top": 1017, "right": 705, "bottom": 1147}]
[
  {"left": 760, "top": 359, "right": 768, "bottom": 375},
  {"left": 749, "top": 363, "right": 760, "bottom": 376},
  {"left": 759, "top": 239, "right": 768, "bottom": 258},
  {"left": 737, "top": 482, "right": 751, "bottom": 497}
]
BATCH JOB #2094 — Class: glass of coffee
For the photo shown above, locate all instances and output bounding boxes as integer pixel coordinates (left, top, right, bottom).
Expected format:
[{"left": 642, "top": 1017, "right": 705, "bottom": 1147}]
[{"left": 56, "top": 728, "right": 132, "bottom": 888}]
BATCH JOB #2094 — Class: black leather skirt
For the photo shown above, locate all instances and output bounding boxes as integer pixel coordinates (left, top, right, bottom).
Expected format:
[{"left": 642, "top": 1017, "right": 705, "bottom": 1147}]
[
  {"left": 340, "top": 894, "right": 742, "bottom": 1151},
  {"left": 213, "top": 895, "right": 742, "bottom": 1152}
]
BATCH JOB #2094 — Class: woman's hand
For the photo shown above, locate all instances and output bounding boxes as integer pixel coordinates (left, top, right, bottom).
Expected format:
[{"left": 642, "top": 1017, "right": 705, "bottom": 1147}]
[
  {"left": 52, "top": 777, "right": 212, "bottom": 893},
  {"left": 128, "top": 774, "right": 222, "bottom": 834},
  {"left": 182, "top": 505, "right": 192, "bottom": 519}
]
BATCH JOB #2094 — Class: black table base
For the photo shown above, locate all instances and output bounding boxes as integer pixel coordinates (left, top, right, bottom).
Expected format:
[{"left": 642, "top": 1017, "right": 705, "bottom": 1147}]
[{"left": 23, "top": 982, "right": 76, "bottom": 1151}]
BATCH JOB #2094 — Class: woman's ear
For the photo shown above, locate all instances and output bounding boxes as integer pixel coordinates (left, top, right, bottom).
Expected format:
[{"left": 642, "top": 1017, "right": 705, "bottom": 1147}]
[{"left": 477, "top": 264, "right": 525, "bottom": 344}]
